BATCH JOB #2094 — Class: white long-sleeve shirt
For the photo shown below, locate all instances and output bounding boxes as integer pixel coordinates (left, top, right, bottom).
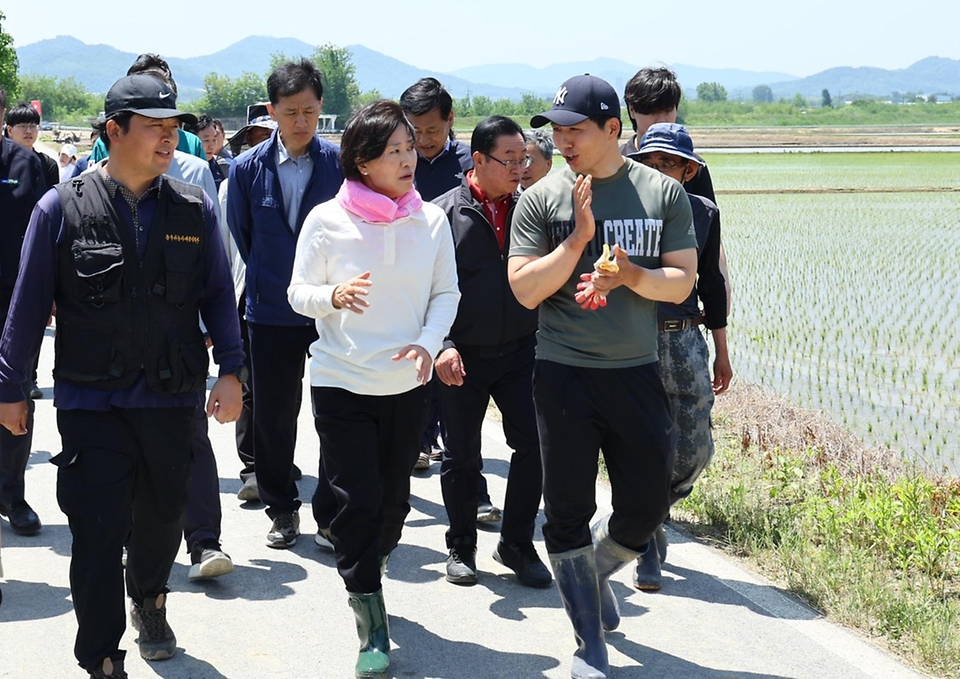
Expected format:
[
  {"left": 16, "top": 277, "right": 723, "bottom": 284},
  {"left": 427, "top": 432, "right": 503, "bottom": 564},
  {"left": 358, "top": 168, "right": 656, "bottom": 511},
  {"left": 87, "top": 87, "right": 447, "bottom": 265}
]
[{"left": 288, "top": 198, "right": 460, "bottom": 396}]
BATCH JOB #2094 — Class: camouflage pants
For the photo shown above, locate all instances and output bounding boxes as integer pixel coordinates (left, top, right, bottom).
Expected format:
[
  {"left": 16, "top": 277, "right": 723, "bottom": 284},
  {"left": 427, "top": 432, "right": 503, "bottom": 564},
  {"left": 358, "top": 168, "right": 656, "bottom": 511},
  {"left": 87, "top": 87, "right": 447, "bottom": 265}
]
[{"left": 658, "top": 325, "right": 715, "bottom": 505}]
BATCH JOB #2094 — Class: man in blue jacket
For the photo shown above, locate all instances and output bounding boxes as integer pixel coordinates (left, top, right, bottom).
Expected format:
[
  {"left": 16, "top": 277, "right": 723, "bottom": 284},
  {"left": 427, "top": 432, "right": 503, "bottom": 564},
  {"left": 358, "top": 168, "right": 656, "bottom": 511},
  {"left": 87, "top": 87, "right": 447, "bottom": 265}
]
[{"left": 227, "top": 59, "right": 343, "bottom": 548}]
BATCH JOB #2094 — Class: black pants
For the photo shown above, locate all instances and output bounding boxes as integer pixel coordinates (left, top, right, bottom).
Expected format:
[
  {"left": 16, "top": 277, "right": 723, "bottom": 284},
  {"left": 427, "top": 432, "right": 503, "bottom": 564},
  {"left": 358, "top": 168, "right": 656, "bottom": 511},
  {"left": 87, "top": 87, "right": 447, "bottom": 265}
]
[
  {"left": 533, "top": 360, "right": 675, "bottom": 554},
  {"left": 247, "top": 322, "right": 334, "bottom": 520},
  {"left": 183, "top": 404, "right": 221, "bottom": 550},
  {"left": 0, "top": 380, "right": 34, "bottom": 507},
  {"left": 438, "top": 340, "right": 542, "bottom": 549},
  {"left": 313, "top": 385, "right": 427, "bottom": 594},
  {"left": 55, "top": 406, "right": 194, "bottom": 672},
  {"left": 235, "top": 301, "right": 255, "bottom": 480}
]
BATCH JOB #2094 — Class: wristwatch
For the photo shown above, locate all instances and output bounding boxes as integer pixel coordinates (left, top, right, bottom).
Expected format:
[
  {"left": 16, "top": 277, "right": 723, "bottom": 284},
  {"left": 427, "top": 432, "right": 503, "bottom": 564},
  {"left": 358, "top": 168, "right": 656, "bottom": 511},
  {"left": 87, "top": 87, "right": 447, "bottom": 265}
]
[{"left": 225, "top": 366, "right": 249, "bottom": 385}]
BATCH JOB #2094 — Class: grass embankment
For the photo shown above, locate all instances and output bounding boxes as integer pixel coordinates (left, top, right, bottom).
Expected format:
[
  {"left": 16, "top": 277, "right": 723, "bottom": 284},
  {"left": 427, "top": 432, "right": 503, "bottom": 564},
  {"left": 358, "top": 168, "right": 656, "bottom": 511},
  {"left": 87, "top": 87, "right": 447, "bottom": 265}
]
[{"left": 675, "top": 383, "right": 960, "bottom": 678}]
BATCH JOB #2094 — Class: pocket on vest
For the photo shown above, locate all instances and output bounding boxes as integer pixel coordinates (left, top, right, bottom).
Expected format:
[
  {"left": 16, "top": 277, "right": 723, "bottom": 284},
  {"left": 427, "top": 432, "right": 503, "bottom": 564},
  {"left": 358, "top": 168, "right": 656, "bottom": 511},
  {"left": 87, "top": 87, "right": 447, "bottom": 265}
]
[
  {"left": 54, "top": 321, "right": 121, "bottom": 381},
  {"left": 157, "top": 331, "right": 209, "bottom": 394},
  {"left": 71, "top": 242, "right": 124, "bottom": 306}
]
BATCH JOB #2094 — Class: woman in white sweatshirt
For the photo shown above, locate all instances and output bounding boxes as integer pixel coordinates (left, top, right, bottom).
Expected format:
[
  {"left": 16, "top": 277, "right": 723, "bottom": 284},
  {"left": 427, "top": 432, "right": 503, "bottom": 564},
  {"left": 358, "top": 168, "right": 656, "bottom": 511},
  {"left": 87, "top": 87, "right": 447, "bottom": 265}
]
[{"left": 287, "top": 99, "right": 459, "bottom": 679}]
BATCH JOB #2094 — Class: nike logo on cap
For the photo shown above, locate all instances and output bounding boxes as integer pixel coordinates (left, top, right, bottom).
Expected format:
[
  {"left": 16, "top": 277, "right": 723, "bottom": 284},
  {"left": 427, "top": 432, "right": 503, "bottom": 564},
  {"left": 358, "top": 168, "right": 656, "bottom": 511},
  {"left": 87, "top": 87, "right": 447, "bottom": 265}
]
[{"left": 159, "top": 91, "right": 171, "bottom": 100}]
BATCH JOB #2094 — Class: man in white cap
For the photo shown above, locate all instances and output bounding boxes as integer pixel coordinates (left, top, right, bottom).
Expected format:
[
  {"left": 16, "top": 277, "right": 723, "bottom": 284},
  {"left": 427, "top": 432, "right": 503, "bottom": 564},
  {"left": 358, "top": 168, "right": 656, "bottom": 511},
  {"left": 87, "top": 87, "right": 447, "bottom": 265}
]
[
  {"left": 59, "top": 143, "right": 79, "bottom": 181},
  {"left": 507, "top": 74, "right": 698, "bottom": 679}
]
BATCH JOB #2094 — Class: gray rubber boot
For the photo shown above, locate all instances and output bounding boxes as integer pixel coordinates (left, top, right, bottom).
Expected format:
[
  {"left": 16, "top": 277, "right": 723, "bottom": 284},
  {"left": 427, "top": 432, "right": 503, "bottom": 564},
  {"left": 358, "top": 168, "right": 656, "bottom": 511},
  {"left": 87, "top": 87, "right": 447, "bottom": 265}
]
[
  {"left": 549, "top": 545, "right": 609, "bottom": 679},
  {"left": 347, "top": 589, "right": 390, "bottom": 678},
  {"left": 592, "top": 514, "right": 643, "bottom": 632}
]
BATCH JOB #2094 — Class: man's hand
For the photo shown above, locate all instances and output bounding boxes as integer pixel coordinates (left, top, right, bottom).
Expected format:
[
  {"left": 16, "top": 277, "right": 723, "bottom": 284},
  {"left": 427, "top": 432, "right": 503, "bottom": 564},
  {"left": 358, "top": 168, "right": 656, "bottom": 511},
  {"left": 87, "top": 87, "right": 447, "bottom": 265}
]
[
  {"left": 435, "top": 348, "right": 466, "bottom": 386},
  {"left": 206, "top": 376, "right": 242, "bottom": 423},
  {"left": 333, "top": 271, "right": 373, "bottom": 313},
  {"left": 712, "top": 353, "right": 733, "bottom": 395},
  {"left": 574, "top": 245, "right": 634, "bottom": 310},
  {"left": 572, "top": 174, "right": 596, "bottom": 246},
  {"left": 0, "top": 401, "right": 29, "bottom": 436},
  {"left": 391, "top": 344, "right": 433, "bottom": 385}
]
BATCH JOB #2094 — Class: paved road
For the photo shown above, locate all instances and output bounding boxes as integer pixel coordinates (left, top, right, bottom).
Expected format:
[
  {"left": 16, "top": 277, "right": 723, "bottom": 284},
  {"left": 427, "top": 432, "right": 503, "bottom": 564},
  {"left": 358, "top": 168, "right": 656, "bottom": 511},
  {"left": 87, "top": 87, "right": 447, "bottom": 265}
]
[{"left": 0, "top": 334, "right": 926, "bottom": 678}]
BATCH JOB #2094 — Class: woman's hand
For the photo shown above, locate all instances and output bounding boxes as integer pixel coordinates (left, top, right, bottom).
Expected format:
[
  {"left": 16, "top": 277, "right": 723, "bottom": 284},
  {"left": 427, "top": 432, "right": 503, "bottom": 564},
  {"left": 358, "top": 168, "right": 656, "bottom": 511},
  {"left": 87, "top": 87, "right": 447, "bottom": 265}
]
[
  {"left": 392, "top": 344, "right": 433, "bottom": 385},
  {"left": 333, "top": 271, "right": 372, "bottom": 313}
]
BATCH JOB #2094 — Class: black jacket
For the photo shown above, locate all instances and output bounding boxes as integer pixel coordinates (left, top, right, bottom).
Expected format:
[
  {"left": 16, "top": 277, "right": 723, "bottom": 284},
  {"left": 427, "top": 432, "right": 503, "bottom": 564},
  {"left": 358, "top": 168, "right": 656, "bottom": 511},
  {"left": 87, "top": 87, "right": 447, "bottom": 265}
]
[
  {"left": 433, "top": 180, "right": 537, "bottom": 350},
  {"left": 0, "top": 138, "right": 45, "bottom": 310}
]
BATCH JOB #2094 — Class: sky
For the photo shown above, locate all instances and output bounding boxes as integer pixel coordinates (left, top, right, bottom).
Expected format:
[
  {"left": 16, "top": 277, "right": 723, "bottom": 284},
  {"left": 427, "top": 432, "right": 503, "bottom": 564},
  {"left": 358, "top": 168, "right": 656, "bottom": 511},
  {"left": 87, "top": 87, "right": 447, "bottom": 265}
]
[{"left": 5, "top": 0, "right": 960, "bottom": 77}]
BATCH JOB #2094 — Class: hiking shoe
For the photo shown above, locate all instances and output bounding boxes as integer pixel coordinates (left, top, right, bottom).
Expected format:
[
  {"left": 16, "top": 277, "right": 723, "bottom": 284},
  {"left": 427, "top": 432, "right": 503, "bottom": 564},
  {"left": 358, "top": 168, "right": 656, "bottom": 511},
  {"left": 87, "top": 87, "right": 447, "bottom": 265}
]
[
  {"left": 237, "top": 476, "right": 260, "bottom": 502},
  {"left": 429, "top": 445, "right": 444, "bottom": 462},
  {"left": 188, "top": 541, "right": 234, "bottom": 580},
  {"left": 0, "top": 500, "right": 41, "bottom": 535},
  {"left": 88, "top": 657, "right": 127, "bottom": 678},
  {"left": 413, "top": 448, "right": 431, "bottom": 471},
  {"left": 476, "top": 500, "right": 502, "bottom": 523},
  {"left": 445, "top": 546, "right": 478, "bottom": 585},
  {"left": 493, "top": 540, "right": 553, "bottom": 588},
  {"left": 130, "top": 594, "right": 176, "bottom": 661},
  {"left": 314, "top": 526, "right": 334, "bottom": 551},
  {"left": 266, "top": 511, "right": 300, "bottom": 549}
]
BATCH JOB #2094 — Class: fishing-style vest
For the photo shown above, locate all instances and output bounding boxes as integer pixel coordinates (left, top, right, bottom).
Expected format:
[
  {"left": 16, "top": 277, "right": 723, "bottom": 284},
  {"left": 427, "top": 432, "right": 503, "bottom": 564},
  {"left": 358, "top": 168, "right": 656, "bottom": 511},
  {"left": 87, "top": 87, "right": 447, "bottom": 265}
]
[{"left": 53, "top": 172, "right": 209, "bottom": 394}]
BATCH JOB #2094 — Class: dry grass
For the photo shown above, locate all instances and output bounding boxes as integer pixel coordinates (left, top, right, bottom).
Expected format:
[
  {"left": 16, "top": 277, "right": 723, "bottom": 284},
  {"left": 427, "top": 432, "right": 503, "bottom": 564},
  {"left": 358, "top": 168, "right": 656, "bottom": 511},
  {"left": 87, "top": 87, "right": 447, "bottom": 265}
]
[{"left": 713, "top": 382, "right": 907, "bottom": 481}]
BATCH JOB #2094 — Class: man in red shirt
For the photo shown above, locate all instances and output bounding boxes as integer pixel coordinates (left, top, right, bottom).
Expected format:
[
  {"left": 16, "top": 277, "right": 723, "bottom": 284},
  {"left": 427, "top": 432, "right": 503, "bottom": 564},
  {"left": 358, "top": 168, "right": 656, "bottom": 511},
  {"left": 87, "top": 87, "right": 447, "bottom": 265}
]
[{"left": 432, "top": 116, "right": 550, "bottom": 588}]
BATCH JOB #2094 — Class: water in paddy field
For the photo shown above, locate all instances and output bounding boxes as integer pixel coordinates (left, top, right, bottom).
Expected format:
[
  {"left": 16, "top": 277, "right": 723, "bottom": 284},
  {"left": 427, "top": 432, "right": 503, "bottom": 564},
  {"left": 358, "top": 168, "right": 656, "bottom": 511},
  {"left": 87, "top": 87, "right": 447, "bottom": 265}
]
[{"left": 707, "top": 152, "right": 960, "bottom": 476}]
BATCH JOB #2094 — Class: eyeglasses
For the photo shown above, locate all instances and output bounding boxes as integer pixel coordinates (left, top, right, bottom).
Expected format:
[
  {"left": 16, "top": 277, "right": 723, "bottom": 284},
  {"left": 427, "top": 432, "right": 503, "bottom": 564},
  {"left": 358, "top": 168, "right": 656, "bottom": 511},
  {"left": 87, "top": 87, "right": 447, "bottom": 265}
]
[
  {"left": 639, "top": 156, "right": 688, "bottom": 172},
  {"left": 11, "top": 123, "right": 38, "bottom": 133},
  {"left": 484, "top": 153, "right": 532, "bottom": 170}
]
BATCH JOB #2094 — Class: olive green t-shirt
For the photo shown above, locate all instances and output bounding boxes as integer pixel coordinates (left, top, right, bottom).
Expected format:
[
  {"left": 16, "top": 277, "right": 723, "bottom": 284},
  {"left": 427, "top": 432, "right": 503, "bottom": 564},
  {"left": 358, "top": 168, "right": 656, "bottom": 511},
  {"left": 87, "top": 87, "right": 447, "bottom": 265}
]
[{"left": 509, "top": 158, "right": 696, "bottom": 368}]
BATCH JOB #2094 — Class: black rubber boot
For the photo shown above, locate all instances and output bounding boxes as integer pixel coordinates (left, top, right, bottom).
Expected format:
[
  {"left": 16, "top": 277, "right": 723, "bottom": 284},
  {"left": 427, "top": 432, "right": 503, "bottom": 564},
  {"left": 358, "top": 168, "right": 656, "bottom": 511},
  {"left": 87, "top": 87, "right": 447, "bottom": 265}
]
[
  {"left": 592, "top": 514, "right": 642, "bottom": 632},
  {"left": 549, "top": 545, "right": 609, "bottom": 679},
  {"left": 655, "top": 523, "right": 668, "bottom": 564},
  {"left": 347, "top": 589, "right": 390, "bottom": 678},
  {"left": 632, "top": 538, "right": 663, "bottom": 591}
]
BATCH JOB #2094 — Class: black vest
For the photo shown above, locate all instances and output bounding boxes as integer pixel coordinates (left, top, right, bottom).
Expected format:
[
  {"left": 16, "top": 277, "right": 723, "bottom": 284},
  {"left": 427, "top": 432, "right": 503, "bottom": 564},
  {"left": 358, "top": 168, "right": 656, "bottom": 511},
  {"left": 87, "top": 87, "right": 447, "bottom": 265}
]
[{"left": 53, "top": 172, "right": 209, "bottom": 394}]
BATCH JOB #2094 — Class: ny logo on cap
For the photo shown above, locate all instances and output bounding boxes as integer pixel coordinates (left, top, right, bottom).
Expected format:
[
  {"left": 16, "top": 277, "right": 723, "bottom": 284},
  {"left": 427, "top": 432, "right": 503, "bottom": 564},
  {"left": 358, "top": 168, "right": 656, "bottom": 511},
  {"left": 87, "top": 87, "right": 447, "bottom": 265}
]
[{"left": 554, "top": 86, "right": 568, "bottom": 105}]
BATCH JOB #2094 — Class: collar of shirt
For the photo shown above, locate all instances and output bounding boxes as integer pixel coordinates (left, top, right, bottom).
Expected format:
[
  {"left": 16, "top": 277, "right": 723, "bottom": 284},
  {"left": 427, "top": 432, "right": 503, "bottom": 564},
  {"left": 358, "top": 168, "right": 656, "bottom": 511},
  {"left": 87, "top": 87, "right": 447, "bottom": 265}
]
[
  {"left": 466, "top": 170, "right": 511, "bottom": 251},
  {"left": 276, "top": 136, "right": 314, "bottom": 165},
  {"left": 98, "top": 165, "right": 162, "bottom": 204},
  {"left": 422, "top": 138, "right": 453, "bottom": 165}
]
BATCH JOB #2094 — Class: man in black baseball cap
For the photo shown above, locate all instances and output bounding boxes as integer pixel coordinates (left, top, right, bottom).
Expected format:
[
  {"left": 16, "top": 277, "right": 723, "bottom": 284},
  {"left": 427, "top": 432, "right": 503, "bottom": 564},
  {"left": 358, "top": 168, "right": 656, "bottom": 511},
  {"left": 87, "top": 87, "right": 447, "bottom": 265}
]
[
  {"left": 0, "top": 72, "right": 244, "bottom": 678},
  {"left": 508, "top": 73, "right": 699, "bottom": 678},
  {"left": 104, "top": 73, "right": 198, "bottom": 123}
]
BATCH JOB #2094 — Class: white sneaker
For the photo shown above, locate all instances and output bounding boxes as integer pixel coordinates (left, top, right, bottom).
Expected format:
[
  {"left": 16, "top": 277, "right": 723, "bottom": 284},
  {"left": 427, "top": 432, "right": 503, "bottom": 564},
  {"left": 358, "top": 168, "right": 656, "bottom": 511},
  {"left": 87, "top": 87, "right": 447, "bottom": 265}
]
[
  {"left": 188, "top": 544, "right": 234, "bottom": 580},
  {"left": 314, "top": 527, "right": 334, "bottom": 551}
]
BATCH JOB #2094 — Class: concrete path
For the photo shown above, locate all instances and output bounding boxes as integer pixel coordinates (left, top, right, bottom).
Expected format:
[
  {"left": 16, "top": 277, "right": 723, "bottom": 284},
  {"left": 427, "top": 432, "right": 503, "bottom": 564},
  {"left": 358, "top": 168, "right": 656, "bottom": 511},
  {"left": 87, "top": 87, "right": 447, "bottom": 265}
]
[{"left": 0, "top": 334, "right": 926, "bottom": 678}]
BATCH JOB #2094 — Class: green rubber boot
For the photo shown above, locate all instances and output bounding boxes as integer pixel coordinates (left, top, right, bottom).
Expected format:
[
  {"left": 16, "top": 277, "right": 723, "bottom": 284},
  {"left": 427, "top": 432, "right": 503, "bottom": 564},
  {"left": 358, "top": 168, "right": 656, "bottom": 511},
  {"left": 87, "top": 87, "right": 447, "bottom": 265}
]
[{"left": 347, "top": 589, "right": 390, "bottom": 678}]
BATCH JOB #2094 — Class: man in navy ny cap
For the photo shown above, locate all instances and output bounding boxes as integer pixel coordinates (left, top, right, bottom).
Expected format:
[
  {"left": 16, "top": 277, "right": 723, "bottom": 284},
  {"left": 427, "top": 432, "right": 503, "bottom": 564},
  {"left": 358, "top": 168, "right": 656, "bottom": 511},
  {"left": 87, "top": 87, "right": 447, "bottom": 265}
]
[
  {"left": 0, "top": 72, "right": 244, "bottom": 678},
  {"left": 508, "top": 74, "right": 698, "bottom": 679}
]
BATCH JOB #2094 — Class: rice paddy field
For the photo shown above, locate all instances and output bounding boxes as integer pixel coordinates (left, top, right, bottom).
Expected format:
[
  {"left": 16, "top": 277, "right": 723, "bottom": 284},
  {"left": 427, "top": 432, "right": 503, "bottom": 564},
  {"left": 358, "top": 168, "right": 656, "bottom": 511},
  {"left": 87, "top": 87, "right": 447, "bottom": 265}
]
[{"left": 702, "top": 152, "right": 960, "bottom": 475}]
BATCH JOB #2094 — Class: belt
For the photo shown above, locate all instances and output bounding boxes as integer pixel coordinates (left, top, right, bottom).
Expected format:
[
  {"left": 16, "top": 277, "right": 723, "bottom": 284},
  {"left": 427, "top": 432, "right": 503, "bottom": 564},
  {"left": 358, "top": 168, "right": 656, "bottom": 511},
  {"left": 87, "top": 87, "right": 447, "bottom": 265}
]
[{"left": 658, "top": 316, "right": 705, "bottom": 332}]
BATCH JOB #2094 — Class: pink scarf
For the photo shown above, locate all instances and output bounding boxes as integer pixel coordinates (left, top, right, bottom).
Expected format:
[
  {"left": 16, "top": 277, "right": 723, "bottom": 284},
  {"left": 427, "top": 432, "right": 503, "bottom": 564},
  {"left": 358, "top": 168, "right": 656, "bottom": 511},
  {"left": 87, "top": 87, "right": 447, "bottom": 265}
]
[{"left": 336, "top": 179, "right": 423, "bottom": 224}]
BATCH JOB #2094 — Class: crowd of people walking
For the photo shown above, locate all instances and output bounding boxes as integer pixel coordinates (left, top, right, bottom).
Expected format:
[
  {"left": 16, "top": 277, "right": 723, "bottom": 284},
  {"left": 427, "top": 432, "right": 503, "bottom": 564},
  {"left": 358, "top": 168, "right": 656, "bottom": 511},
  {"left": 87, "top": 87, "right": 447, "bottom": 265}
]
[{"left": 0, "top": 54, "right": 731, "bottom": 679}]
